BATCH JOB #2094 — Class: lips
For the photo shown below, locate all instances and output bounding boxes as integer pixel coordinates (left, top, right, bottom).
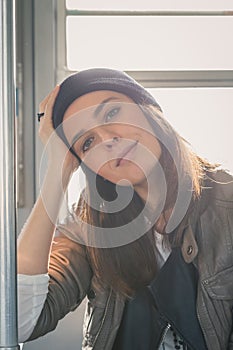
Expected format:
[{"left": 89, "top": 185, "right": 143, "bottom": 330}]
[{"left": 116, "top": 140, "right": 138, "bottom": 167}]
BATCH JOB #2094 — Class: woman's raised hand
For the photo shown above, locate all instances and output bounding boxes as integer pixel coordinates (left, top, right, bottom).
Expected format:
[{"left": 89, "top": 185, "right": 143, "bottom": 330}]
[
  {"left": 38, "top": 85, "right": 60, "bottom": 144},
  {"left": 38, "top": 85, "right": 80, "bottom": 177},
  {"left": 18, "top": 85, "right": 79, "bottom": 275}
]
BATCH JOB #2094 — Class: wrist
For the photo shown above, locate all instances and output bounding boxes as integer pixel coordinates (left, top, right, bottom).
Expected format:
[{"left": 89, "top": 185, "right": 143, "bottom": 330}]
[{"left": 42, "top": 161, "right": 72, "bottom": 190}]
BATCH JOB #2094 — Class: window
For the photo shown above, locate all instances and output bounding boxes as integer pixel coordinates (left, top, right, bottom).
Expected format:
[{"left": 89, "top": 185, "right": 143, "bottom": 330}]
[
  {"left": 55, "top": 1, "right": 233, "bottom": 206},
  {"left": 149, "top": 88, "right": 233, "bottom": 170},
  {"left": 66, "top": 16, "right": 233, "bottom": 71}
]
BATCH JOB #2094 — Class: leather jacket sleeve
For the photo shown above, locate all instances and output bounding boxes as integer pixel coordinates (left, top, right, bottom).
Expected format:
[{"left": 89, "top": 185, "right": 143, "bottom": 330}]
[{"left": 28, "top": 235, "right": 92, "bottom": 341}]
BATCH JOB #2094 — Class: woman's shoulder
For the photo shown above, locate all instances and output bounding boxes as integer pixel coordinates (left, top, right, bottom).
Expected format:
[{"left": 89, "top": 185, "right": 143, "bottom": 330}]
[{"left": 203, "top": 168, "right": 233, "bottom": 205}]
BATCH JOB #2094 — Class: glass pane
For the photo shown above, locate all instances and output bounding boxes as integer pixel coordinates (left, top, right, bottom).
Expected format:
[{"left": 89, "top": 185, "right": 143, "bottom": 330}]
[
  {"left": 67, "top": 88, "right": 233, "bottom": 207},
  {"left": 66, "top": 0, "right": 233, "bottom": 11},
  {"left": 66, "top": 16, "right": 233, "bottom": 70},
  {"left": 149, "top": 88, "right": 233, "bottom": 172}
]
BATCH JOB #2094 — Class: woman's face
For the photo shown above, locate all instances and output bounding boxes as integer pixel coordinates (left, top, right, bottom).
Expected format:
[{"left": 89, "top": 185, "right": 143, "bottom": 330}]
[{"left": 62, "top": 90, "right": 161, "bottom": 192}]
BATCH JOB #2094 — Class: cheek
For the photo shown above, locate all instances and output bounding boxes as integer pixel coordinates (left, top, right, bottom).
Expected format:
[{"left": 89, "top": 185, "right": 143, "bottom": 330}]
[
  {"left": 82, "top": 156, "right": 101, "bottom": 173},
  {"left": 136, "top": 135, "right": 162, "bottom": 164},
  {"left": 81, "top": 150, "right": 113, "bottom": 175},
  {"left": 151, "top": 138, "right": 162, "bottom": 160}
]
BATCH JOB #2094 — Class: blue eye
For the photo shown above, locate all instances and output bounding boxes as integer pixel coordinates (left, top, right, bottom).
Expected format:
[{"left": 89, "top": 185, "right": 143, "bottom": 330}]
[
  {"left": 82, "top": 136, "right": 94, "bottom": 153},
  {"left": 105, "top": 107, "right": 120, "bottom": 122}
]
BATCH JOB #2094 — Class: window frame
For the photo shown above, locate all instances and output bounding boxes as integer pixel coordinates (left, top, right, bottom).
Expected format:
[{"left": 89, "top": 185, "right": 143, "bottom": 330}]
[{"left": 56, "top": 0, "right": 233, "bottom": 88}]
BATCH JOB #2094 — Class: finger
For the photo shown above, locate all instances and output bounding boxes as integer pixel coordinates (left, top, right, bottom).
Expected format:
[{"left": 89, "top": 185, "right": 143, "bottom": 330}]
[
  {"left": 39, "top": 85, "right": 60, "bottom": 126},
  {"left": 39, "top": 85, "right": 60, "bottom": 113},
  {"left": 42, "top": 86, "right": 60, "bottom": 128},
  {"left": 44, "top": 85, "right": 60, "bottom": 115},
  {"left": 39, "top": 91, "right": 53, "bottom": 113}
]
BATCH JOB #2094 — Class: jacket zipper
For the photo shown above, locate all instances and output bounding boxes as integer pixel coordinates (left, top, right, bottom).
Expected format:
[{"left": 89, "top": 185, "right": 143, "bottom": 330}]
[
  {"left": 169, "top": 324, "right": 194, "bottom": 350},
  {"left": 158, "top": 316, "right": 196, "bottom": 350},
  {"left": 157, "top": 323, "right": 171, "bottom": 349}
]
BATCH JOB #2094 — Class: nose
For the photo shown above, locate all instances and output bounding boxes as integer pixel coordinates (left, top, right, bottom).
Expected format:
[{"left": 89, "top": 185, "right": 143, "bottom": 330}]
[
  {"left": 97, "top": 127, "right": 120, "bottom": 150},
  {"left": 104, "top": 136, "right": 119, "bottom": 150}
]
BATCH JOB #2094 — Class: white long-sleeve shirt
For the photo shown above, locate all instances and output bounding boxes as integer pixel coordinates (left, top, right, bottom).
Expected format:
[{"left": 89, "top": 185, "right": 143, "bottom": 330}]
[{"left": 18, "top": 273, "right": 49, "bottom": 342}]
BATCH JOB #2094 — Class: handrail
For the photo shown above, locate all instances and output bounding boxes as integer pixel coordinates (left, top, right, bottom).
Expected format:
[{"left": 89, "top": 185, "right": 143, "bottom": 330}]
[{"left": 0, "top": 0, "right": 20, "bottom": 349}]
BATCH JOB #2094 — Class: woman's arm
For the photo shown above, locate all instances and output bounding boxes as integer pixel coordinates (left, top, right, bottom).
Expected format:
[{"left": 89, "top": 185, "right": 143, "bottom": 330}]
[
  {"left": 18, "top": 235, "right": 92, "bottom": 343},
  {"left": 27, "top": 235, "right": 92, "bottom": 341},
  {"left": 18, "top": 273, "right": 49, "bottom": 342},
  {"left": 17, "top": 85, "right": 79, "bottom": 274},
  {"left": 17, "top": 85, "right": 88, "bottom": 341},
  {"left": 17, "top": 162, "right": 74, "bottom": 274}
]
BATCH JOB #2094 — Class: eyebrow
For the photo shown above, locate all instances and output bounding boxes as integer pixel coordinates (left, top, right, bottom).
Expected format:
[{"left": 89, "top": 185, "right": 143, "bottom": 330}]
[
  {"left": 71, "top": 129, "right": 85, "bottom": 146},
  {"left": 94, "top": 96, "right": 119, "bottom": 117},
  {"left": 70, "top": 96, "right": 119, "bottom": 146}
]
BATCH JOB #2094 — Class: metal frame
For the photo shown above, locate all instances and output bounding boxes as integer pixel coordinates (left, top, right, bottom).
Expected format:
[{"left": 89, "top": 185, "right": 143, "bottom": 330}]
[
  {"left": 123, "top": 70, "right": 233, "bottom": 88},
  {"left": 0, "top": 0, "right": 20, "bottom": 349},
  {"left": 66, "top": 9, "right": 233, "bottom": 17},
  {"left": 16, "top": 0, "right": 37, "bottom": 231}
]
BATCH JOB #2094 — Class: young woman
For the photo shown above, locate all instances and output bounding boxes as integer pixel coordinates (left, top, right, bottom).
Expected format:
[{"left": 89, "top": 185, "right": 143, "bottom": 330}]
[{"left": 17, "top": 68, "right": 233, "bottom": 350}]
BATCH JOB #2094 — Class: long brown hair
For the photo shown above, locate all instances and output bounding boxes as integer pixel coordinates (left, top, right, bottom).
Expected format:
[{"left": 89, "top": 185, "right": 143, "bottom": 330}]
[{"left": 76, "top": 104, "right": 218, "bottom": 298}]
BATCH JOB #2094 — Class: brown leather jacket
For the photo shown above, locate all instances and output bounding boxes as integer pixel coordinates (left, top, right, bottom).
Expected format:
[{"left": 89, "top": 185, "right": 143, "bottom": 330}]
[{"left": 28, "top": 170, "right": 233, "bottom": 349}]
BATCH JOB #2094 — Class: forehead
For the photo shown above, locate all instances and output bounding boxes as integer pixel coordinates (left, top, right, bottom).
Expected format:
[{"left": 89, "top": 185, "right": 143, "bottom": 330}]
[{"left": 63, "top": 90, "right": 134, "bottom": 121}]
